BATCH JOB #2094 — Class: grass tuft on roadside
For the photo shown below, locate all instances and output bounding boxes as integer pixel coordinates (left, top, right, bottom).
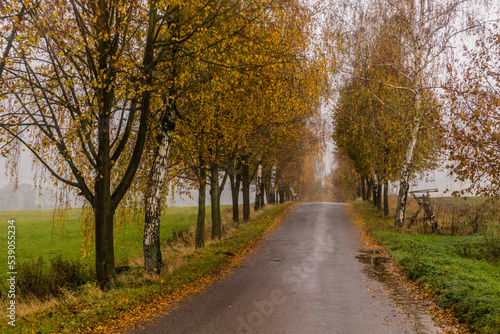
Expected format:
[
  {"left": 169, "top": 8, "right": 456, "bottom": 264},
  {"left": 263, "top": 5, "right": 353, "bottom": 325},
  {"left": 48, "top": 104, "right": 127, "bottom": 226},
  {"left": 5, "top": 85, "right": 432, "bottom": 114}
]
[{"left": 350, "top": 201, "right": 500, "bottom": 334}]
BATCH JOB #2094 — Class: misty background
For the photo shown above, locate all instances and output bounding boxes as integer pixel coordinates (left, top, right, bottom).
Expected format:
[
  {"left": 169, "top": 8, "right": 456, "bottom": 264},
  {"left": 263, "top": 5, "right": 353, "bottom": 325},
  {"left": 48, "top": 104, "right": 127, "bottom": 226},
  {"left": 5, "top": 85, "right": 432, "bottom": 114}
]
[
  {"left": 0, "top": 153, "right": 250, "bottom": 210},
  {"left": 0, "top": 150, "right": 470, "bottom": 211}
]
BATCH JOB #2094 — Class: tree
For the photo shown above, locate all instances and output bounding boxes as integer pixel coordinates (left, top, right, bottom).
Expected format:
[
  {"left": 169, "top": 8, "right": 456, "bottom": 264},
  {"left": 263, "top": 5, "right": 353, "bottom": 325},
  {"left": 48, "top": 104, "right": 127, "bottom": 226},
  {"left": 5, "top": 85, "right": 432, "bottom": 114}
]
[
  {"left": 444, "top": 22, "right": 500, "bottom": 198},
  {"left": 378, "top": 0, "right": 471, "bottom": 227},
  {"left": 140, "top": 0, "right": 227, "bottom": 274},
  {"left": 0, "top": 0, "right": 177, "bottom": 289}
]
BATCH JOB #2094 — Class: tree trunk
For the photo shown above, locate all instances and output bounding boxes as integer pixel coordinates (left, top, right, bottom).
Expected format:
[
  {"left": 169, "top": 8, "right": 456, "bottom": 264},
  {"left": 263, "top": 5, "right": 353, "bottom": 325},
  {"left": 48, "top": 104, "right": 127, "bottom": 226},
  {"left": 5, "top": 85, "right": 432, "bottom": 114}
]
[
  {"left": 140, "top": 1, "right": 169, "bottom": 276},
  {"left": 395, "top": 158, "right": 413, "bottom": 227},
  {"left": 279, "top": 181, "right": 285, "bottom": 204},
  {"left": 361, "top": 177, "right": 367, "bottom": 201},
  {"left": 230, "top": 172, "right": 241, "bottom": 224},
  {"left": 395, "top": 103, "right": 421, "bottom": 227},
  {"left": 94, "top": 179, "right": 116, "bottom": 291},
  {"left": 377, "top": 182, "right": 382, "bottom": 211},
  {"left": 265, "top": 181, "right": 270, "bottom": 204},
  {"left": 210, "top": 163, "right": 221, "bottom": 239},
  {"left": 395, "top": 20, "right": 424, "bottom": 226},
  {"left": 94, "top": 104, "right": 115, "bottom": 290},
  {"left": 254, "top": 162, "right": 262, "bottom": 211},
  {"left": 372, "top": 174, "right": 378, "bottom": 207},
  {"left": 143, "top": 133, "right": 171, "bottom": 274},
  {"left": 366, "top": 179, "right": 372, "bottom": 202},
  {"left": 269, "top": 164, "right": 276, "bottom": 204},
  {"left": 195, "top": 167, "right": 206, "bottom": 249},
  {"left": 94, "top": 46, "right": 115, "bottom": 290},
  {"left": 242, "top": 159, "right": 250, "bottom": 222},
  {"left": 384, "top": 180, "right": 389, "bottom": 217},
  {"left": 260, "top": 181, "right": 265, "bottom": 208}
]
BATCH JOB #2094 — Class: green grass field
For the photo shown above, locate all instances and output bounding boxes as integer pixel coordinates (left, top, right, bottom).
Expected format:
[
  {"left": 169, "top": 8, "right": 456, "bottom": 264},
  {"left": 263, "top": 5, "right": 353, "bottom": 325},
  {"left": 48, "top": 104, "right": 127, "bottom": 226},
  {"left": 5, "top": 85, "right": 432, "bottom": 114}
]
[
  {"left": 352, "top": 201, "right": 500, "bottom": 334},
  {"left": 0, "top": 206, "right": 228, "bottom": 280}
]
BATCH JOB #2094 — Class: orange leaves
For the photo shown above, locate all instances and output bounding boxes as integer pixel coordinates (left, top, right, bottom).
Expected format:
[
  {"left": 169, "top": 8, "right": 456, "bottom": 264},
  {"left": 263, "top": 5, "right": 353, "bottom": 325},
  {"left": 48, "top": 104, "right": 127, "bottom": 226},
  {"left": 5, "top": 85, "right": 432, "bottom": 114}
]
[
  {"left": 166, "top": 0, "right": 325, "bottom": 183},
  {"left": 443, "top": 22, "right": 500, "bottom": 198}
]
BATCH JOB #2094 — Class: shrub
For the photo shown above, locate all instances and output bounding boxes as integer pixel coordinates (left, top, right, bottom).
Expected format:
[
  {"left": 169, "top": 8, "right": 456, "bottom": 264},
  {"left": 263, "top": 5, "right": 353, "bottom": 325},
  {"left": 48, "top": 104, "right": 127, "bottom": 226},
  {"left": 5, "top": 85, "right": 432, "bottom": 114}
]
[
  {"left": 483, "top": 235, "right": 500, "bottom": 265},
  {"left": 16, "top": 256, "right": 94, "bottom": 301},
  {"left": 453, "top": 235, "right": 500, "bottom": 266},
  {"left": 453, "top": 241, "right": 485, "bottom": 261}
]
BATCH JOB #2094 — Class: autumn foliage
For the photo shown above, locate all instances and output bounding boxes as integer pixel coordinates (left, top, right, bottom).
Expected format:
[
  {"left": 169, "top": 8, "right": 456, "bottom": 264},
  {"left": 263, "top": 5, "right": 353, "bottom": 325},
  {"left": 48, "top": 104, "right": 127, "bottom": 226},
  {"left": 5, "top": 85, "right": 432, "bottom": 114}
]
[{"left": 444, "top": 23, "right": 500, "bottom": 198}]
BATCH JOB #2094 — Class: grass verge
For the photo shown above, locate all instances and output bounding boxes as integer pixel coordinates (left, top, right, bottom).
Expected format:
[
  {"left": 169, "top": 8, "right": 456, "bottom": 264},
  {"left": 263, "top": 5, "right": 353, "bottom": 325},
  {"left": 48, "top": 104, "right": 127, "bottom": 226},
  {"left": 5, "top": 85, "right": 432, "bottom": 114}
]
[
  {"left": 2, "top": 203, "right": 293, "bottom": 334},
  {"left": 350, "top": 201, "right": 500, "bottom": 334}
]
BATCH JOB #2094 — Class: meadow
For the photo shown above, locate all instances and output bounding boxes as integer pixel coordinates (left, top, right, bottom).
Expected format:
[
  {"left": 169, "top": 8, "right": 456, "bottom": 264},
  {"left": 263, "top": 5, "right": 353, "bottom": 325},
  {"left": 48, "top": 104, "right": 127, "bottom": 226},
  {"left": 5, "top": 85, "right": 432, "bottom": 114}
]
[{"left": 0, "top": 205, "right": 229, "bottom": 281}]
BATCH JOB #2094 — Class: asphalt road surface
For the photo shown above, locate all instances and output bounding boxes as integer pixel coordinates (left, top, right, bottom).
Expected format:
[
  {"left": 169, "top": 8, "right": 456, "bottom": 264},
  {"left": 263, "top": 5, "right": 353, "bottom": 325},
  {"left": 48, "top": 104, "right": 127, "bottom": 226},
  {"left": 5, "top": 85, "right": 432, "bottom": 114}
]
[{"left": 128, "top": 202, "right": 441, "bottom": 334}]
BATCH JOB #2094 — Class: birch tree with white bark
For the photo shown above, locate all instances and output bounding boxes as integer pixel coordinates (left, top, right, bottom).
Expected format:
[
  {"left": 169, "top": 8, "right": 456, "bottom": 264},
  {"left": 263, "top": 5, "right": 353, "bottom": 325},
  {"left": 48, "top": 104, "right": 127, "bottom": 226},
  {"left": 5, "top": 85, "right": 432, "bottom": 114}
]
[{"left": 383, "top": 0, "right": 475, "bottom": 228}]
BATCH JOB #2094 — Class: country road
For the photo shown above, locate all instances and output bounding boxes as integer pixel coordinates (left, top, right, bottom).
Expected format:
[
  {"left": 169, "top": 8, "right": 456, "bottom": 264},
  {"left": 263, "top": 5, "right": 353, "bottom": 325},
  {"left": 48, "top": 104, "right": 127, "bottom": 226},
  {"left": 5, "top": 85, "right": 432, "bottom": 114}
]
[{"left": 128, "top": 203, "right": 441, "bottom": 334}]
